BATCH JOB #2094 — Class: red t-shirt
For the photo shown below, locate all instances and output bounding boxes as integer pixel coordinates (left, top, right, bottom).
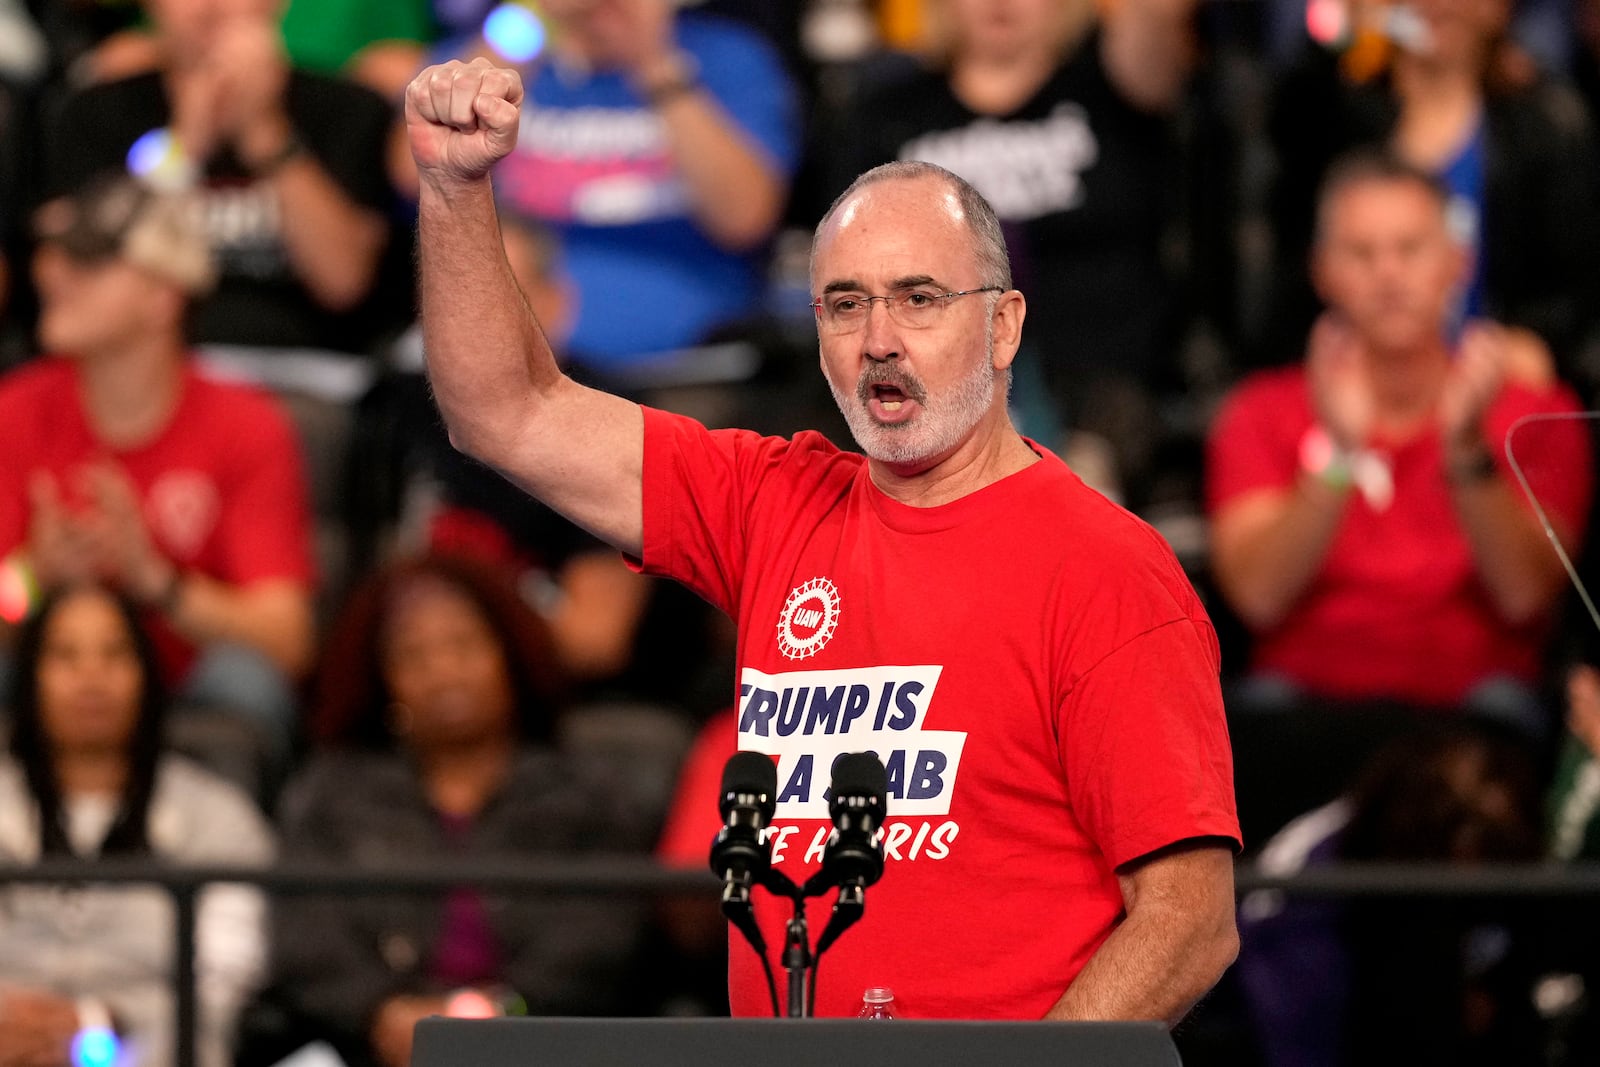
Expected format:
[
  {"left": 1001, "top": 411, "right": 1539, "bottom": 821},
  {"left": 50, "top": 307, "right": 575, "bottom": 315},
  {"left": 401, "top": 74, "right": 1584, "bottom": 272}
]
[
  {"left": 0, "top": 357, "right": 315, "bottom": 679},
  {"left": 637, "top": 407, "right": 1240, "bottom": 1019},
  {"left": 1205, "top": 366, "right": 1591, "bottom": 707}
]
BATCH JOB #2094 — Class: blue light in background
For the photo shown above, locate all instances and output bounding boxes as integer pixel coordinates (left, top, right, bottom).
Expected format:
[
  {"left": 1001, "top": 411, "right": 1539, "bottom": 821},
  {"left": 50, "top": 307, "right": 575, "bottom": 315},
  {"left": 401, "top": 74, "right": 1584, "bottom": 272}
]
[
  {"left": 126, "top": 128, "right": 172, "bottom": 178},
  {"left": 71, "top": 1027, "right": 120, "bottom": 1067},
  {"left": 126, "top": 127, "right": 195, "bottom": 191},
  {"left": 484, "top": 3, "right": 546, "bottom": 64}
]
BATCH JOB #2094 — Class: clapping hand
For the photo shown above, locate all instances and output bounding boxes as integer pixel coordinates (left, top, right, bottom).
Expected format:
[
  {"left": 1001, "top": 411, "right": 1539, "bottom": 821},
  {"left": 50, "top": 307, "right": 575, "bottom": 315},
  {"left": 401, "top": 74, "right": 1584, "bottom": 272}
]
[
  {"left": 1306, "top": 312, "right": 1375, "bottom": 450},
  {"left": 1438, "top": 321, "right": 1509, "bottom": 460}
]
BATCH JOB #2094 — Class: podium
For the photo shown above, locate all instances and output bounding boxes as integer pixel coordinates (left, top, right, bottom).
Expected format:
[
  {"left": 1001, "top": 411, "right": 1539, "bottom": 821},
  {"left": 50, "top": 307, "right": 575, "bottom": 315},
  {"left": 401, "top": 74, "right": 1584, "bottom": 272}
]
[{"left": 412, "top": 1017, "right": 1183, "bottom": 1066}]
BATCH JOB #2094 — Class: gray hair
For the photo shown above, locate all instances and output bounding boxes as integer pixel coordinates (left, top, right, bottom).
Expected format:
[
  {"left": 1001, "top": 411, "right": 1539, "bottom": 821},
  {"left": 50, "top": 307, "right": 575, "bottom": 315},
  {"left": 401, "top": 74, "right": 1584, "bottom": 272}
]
[
  {"left": 812, "top": 160, "right": 1013, "bottom": 291},
  {"left": 1315, "top": 148, "right": 1453, "bottom": 247}
]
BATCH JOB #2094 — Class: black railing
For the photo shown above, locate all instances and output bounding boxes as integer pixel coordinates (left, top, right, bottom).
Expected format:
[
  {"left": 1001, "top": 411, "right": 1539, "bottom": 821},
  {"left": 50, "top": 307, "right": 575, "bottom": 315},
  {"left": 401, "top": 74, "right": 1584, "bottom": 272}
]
[{"left": 6, "top": 859, "right": 1600, "bottom": 1067}]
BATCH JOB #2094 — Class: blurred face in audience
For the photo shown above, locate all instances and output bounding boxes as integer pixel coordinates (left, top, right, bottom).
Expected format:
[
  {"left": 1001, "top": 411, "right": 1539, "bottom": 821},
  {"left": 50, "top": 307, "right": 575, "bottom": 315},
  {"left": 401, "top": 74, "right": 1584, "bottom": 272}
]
[
  {"left": 812, "top": 175, "right": 1008, "bottom": 468},
  {"left": 1313, "top": 177, "right": 1466, "bottom": 357},
  {"left": 539, "top": 0, "right": 667, "bottom": 66},
  {"left": 382, "top": 576, "right": 518, "bottom": 751},
  {"left": 37, "top": 589, "right": 145, "bottom": 760},
  {"left": 33, "top": 244, "right": 181, "bottom": 360},
  {"left": 943, "top": 0, "right": 1089, "bottom": 63},
  {"left": 142, "top": 0, "right": 281, "bottom": 60},
  {"left": 1405, "top": 0, "right": 1509, "bottom": 69}
]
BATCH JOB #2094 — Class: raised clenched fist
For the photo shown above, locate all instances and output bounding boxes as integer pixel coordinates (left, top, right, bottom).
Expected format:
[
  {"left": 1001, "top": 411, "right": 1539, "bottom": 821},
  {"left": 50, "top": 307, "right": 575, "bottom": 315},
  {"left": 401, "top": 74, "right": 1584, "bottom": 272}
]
[{"left": 405, "top": 59, "right": 524, "bottom": 188}]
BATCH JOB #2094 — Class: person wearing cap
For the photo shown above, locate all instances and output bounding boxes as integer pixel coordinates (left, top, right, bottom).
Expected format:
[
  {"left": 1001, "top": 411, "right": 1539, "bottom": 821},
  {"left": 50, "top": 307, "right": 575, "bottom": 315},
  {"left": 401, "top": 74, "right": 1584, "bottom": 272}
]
[
  {"left": 43, "top": 0, "right": 396, "bottom": 361},
  {"left": 0, "top": 174, "right": 316, "bottom": 760}
]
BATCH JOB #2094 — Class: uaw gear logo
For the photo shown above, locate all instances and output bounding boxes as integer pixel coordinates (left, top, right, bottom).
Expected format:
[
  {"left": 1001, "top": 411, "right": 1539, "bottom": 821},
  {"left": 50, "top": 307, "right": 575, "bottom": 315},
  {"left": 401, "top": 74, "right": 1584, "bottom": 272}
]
[{"left": 777, "top": 577, "right": 840, "bottom": 660}]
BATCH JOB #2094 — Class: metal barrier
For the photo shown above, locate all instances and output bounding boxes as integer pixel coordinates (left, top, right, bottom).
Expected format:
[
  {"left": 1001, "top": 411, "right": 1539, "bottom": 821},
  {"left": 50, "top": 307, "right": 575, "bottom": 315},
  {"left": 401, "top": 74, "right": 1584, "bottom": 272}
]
[{"left": 5, "top": 858, "right": 1600, "bottom": 1067}]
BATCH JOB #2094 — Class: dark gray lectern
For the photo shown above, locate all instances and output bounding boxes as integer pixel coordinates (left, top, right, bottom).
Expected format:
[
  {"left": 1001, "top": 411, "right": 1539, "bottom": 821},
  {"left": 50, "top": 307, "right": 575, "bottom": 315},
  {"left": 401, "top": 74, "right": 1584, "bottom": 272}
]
[{"left": 411, "top": 1017, "right": 1182, "bottom": 1067}]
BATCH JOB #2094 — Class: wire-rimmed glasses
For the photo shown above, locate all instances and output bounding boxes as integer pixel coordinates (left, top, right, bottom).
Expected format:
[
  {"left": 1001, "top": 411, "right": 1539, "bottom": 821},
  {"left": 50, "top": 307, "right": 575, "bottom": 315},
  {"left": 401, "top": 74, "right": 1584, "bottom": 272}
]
[{"left": 810, "top": 286, "right": 1003, "bottom": 333}]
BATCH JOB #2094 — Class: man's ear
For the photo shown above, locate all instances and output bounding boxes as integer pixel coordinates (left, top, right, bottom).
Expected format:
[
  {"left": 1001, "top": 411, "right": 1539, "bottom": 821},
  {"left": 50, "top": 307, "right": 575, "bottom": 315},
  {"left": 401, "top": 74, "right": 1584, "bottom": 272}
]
[{"left": 991, "top": 290, "right": 1027, "bottom": 372}]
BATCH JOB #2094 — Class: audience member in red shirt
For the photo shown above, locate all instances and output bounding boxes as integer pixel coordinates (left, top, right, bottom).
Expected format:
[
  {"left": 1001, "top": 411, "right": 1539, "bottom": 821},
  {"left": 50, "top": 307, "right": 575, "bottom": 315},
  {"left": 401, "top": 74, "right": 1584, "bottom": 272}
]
[
  {"left": 1207, "top": 150, "right": 1591, "bottom": 840},
  {"left": 0, "top": 175, "right": 315, "bottom": 753}
]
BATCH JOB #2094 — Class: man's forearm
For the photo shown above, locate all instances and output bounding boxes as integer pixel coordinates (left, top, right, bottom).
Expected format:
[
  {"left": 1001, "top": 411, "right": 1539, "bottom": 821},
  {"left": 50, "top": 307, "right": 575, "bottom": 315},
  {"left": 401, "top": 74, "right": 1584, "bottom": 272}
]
[
  {"left": 167, "top": 577, "right": 312, "bottom": 677},
  {"left": 1102, "top": 0, "right": 1198, "bottom": 112},
  {"left": 417, "top": 176, "right": 561, "bottom": 466},
  {"left": 1045, "top": 897, "right": 1238, "bottom": 1027},
  {"left": 272, "top": 158, "right": 387, "bottom": 311},
  {"left": 633, "top": 53, "right": 785, "bottom": 251},
  {"left": 1214, "top": 476, "right": 1350, "bottom": 630},
  {"left": 1450, "top": 474, "right": 1568, "bottom": 625},
  {"left": 1048, "top": 845, "right": 1239, "bottom": 1027}
]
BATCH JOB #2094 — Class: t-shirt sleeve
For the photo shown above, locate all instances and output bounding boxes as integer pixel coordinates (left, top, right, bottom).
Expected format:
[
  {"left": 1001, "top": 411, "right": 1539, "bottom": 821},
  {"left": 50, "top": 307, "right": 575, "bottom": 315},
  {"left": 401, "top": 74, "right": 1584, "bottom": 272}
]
[
  {"left": 1061, "top": 617, "right": 1242, "bottom": 868},
  {"left": 635, "top": 406, "right": 780, "bottom": 616},
  {"left": 1205, "top": 378, "right": 1301, "bottom": 514},
  {"left": 690, "top": 21, "right": 802, "bottom": 174},
  {"left": 215, "top": 397, "right": 316, "bottom": 586}
]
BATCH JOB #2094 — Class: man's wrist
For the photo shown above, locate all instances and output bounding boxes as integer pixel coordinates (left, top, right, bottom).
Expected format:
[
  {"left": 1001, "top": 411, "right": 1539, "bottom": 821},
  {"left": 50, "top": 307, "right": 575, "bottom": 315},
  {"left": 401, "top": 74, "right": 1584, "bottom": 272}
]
[
  {"left": 238, "top": 114, "right": 304, "bottom": 176},
  {"left": 1445, "top": 442, "right": 1499, "bottom": 487},
  {"left": 632, "top": 49, "right": 701, "bottom": 106}
]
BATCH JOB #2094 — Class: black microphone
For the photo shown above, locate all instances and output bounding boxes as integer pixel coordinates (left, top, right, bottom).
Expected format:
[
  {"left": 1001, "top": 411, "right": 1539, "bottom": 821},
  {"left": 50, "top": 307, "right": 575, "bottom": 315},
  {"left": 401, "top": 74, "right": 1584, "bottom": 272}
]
[
  {"left": 808, "top": 751, "right": 888, "bottom": 959},
  {"left": 805, "top": 751, "right": 887, "bottom": 896},
  {"left": 709, "top": 751, "right": 778, "bottom": 954}
]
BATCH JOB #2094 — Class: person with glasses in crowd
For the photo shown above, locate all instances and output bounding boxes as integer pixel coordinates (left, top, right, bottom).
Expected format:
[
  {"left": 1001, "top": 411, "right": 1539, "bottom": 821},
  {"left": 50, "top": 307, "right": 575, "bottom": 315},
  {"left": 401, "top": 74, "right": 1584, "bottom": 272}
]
[{"left": 403, "top": 57, "right": 1240, "bottom": 1024}]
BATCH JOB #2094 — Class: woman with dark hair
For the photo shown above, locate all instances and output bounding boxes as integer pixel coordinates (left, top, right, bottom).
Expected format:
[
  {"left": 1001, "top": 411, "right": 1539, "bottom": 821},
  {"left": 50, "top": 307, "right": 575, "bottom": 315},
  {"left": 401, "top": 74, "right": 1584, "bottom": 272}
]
[
  {"left": 305, "top": 552, "right": 566, "bottom": 748},
  {"left": 0, "top": 583, "right": 274, "bottom": 1067},
  {"left": 273, "top": 554, "right": 657, "bottom": 1067}
]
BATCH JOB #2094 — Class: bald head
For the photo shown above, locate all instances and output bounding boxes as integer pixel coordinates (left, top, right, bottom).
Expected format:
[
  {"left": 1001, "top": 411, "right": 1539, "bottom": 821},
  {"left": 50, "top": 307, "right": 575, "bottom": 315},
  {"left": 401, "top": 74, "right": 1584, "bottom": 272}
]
[{"left": 812, "top": 161, "right": 1012, "bottom": 293}]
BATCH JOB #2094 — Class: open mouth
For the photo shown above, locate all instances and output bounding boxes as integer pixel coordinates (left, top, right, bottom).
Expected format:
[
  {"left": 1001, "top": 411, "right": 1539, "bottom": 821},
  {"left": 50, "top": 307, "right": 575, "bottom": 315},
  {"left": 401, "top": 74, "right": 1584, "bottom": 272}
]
[
  {"left": 871, "top": 383, "right": 908, "bottom": 412},
  {"left": 865, "top": 381, "right": 921, "bottom": 425}
]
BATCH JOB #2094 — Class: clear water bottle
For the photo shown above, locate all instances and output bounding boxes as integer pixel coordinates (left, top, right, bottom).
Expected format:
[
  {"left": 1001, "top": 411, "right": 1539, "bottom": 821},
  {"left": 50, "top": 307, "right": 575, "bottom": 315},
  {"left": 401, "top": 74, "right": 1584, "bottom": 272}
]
[{"left": 857, "top": 986, "right": 896, "bottom": 1019}]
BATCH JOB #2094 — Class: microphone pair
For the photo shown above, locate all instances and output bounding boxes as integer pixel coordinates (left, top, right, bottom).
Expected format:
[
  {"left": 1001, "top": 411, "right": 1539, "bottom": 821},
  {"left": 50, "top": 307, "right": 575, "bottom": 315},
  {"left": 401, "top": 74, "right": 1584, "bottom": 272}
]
[{"left": 709, "top": 750, "right": 888, "bottom": 948}]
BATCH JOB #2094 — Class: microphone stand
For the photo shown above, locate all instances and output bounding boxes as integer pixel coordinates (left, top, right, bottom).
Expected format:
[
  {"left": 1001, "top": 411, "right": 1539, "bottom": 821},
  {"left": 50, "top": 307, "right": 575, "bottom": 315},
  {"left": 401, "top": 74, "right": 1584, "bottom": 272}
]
[
  {"left": 781, "top": 896, "right": 812, "bottom": 1018},
  {"left": 712, "top": 752, "right": 886, "bottom": 1018},
  {"left": 759, "top": 869, "right": 810, "bottom": 1018}
]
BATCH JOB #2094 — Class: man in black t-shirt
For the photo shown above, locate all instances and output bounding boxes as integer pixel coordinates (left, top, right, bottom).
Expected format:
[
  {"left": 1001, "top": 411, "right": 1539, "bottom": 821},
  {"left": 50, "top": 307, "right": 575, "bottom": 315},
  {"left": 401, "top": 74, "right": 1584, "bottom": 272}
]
[
  {"left": 826, "top": 0, "right": 1198, "bottom": 501},
  {"left": 44, "top": 0, "right": 397, "bottom": 357}
]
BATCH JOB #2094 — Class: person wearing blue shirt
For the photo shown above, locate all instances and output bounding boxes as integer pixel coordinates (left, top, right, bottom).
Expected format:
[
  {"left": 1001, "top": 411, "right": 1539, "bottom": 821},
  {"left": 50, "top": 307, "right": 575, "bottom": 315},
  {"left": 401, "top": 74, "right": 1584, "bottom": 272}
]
[{"left": 437, "top": 0, "right": 800, "bottom": 375}]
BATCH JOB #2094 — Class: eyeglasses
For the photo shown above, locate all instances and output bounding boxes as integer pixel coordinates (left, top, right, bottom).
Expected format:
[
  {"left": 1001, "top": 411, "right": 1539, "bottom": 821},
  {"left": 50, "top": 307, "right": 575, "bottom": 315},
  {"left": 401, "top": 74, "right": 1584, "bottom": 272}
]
[{"left": 810, "top": 286, "right": 1004, "bottom": 333}]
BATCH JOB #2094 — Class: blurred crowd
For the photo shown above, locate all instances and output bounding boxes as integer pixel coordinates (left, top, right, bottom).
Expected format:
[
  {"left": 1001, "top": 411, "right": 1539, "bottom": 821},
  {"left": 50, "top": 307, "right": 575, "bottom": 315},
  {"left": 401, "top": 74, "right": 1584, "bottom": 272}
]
[{"left": 5, "top": 0, "right": 1600, "bottom": 1064}]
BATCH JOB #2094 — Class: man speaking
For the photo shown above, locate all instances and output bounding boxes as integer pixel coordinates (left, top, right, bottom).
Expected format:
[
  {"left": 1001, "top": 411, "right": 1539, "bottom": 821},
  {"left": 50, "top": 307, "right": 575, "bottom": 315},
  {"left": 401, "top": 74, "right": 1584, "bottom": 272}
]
[{"left": 406, "top": 57, "right": 1240, "bottom": 1024}]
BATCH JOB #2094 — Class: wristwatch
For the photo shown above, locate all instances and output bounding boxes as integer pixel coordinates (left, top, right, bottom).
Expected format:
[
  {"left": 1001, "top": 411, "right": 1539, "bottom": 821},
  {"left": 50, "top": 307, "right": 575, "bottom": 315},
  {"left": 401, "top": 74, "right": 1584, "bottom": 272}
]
[{"left": 1447, "top": 445, "right": 1499, "bottom": 487}]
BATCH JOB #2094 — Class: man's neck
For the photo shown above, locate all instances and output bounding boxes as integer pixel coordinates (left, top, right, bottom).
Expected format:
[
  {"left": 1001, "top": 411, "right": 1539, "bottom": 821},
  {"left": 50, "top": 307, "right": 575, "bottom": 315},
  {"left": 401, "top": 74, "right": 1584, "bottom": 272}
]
[
  {"left": 76, "top": 336, "right": 187, "bottom": 450},
  {"left": 869, "top": 412, "right": 1040, "bottom": 508}
]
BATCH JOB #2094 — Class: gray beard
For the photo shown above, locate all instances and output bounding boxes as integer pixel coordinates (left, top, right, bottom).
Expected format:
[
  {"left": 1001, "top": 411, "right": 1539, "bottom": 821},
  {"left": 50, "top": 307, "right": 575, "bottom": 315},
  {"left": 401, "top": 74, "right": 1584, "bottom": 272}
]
[{"left": 827, "top": 326, "right": 999, "bottom": 466}]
